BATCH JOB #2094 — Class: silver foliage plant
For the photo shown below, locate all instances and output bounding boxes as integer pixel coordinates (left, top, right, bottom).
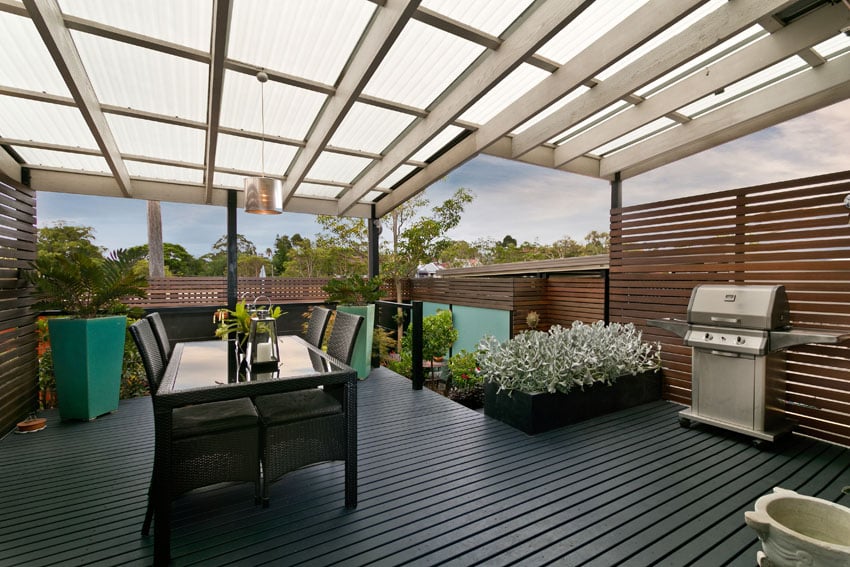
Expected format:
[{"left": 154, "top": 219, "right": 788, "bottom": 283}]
[{"left": 477, "top": 321, "right": 661, "bottom": 395}]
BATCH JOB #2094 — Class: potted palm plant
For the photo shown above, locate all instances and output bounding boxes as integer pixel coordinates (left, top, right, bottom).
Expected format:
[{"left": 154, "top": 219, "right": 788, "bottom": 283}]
[{"left": 28, "top": 248, "right": 147, "bottom": 420}]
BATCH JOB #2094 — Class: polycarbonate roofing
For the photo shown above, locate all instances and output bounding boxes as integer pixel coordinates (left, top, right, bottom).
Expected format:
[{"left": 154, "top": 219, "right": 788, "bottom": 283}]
[{"left": 0, "top": 0, "right": 848, "bottom": 219}]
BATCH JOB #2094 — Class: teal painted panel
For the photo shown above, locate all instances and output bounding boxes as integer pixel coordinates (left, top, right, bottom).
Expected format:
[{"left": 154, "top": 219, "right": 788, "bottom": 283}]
[
  {"left": 422, "top": 302, "right": 449, "bottom": 318},
  {"left": 451, "top": 305, "right": 510, "bottom": 354},
  {"left": 337, "top": 304, "right": 374, "bottom": 379}
]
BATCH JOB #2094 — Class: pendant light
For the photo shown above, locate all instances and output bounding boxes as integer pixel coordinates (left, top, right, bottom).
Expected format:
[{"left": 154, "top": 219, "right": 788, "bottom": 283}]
[{"left": 244, "top": 70, "right": 282, "bottom": 214}]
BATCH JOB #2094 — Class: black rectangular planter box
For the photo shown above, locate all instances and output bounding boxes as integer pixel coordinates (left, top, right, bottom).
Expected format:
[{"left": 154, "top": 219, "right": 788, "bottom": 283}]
[{"left": 483, "top": 370, "right": 662, "bottom": 435}]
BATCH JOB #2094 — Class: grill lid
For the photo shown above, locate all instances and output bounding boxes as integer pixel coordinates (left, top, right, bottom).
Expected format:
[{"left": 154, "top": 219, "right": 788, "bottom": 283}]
[{"left": 687, "top": 284, "right": 790, "bottom": 330}]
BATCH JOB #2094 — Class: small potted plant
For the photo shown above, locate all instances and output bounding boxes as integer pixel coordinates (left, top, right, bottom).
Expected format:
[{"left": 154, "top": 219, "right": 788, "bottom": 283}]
[
  {"left": 478, "top": 321, "right": 661, "bottom": 434},
  {"left": 28, "top": 248, "right": 147, "bottom": 420},
  {"left": 214, "top": 299, "right": 282, "bottom": 352},
  {"left": 323, "top": 275, "right": 384, "bottom": 379},
  {"left": 447, "top": 349, "right": 483, "bottom": 409}
]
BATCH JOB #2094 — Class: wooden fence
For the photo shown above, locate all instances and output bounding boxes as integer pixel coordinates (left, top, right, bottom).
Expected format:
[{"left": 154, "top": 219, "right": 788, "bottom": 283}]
[
  {"left": 610, "top": 170, "right": 850, "bottom": 446},
  {"left": 0, "top": 174, "right": 37, "bottom": 434}
]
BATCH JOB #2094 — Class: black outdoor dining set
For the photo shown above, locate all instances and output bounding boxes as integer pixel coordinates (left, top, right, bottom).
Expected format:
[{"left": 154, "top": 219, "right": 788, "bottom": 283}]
[{"left": 128, "top": 307, "right": 363, "bottom": 566}]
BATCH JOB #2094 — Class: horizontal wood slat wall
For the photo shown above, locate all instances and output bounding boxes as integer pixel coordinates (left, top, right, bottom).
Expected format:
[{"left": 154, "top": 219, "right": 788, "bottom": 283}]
[
  {"left": 0, "top": 175, "right": 37, "bottom": 435},
  {"left": 610, "top": 170, "right": 850, "bottom": 446},
  {"left": 412, "top": 275, "right": 605, "bottom": 336}
]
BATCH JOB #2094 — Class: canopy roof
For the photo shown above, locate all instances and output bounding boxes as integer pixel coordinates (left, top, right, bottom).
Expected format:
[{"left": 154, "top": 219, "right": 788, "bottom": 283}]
[{"left": 1, "top": 0, "right": 848, "bottom": 219}]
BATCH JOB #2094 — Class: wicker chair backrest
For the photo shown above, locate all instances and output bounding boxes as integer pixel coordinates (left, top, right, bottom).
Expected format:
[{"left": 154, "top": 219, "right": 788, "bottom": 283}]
[
  {"left": 305, "top": 306, "right": 332, "bottom": 348},
  {"left": 145, "top": 311, "right": 172, "bottom": 362},
  {"left": 326, "top": 310, "right": 364, "bottom": 365},
  {"left": 130, "top": 318, "right": 165, "bottom": 395}
]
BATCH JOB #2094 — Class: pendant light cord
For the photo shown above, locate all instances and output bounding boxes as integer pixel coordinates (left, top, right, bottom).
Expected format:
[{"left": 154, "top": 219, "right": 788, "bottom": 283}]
[{"left": 257, "top": 70, "right": 269, "bottom": 177}]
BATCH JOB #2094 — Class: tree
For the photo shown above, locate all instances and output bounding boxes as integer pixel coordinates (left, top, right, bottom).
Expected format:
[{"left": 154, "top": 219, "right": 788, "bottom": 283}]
[
  {"left": 271, "top": 233, "right": 304, "bottom": 275},
  {"left": 126, "top": 243, "right": 202, "bottom": 276},
  {"left": 212, "top": 234, "right": 257, "bottom": 256},
  {"left": 37, "top": 222, "right": 104, "bottom": 261}
]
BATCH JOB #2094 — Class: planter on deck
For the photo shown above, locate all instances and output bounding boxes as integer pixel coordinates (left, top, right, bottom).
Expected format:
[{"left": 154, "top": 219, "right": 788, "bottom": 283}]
[{"left": 484, "top": 369, "right": 661, "bottom": 435}]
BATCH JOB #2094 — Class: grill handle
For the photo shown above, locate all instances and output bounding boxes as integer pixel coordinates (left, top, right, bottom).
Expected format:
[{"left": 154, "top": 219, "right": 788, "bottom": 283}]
[
  {"left": 708, "top": 350, "right": 742, "bottom": 358},
  {"left": 710, "top": 316, "right": 741, "bottom": 324}
]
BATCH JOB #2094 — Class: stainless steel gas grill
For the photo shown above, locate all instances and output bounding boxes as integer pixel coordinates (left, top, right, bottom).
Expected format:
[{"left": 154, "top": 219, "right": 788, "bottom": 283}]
[{"left": 649, "top": 284, "right": 850, "bottom": 443}]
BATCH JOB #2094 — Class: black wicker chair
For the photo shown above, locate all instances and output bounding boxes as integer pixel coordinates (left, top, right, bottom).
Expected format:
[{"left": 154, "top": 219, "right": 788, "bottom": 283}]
[
  {"left": 253, "top": 311, "right": 363, "bottom": 508},
  {"left": 145, "top": 311, "right": 172, "bottom": 363},
  {"left": 129, "top": 319, "right": 260, "bottom": 538},
  {"left": 304, "top": 306, "right": 332, "bottom": 348}
]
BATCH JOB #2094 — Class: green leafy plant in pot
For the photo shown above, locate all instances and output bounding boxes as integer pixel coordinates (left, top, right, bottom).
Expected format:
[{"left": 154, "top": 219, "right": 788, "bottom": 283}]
[
  {"left": 28, "top": 248, "right": 147, "bottom": 420},
  {"left": 323, "top": 275, "right": 383, "bottom": 379}
]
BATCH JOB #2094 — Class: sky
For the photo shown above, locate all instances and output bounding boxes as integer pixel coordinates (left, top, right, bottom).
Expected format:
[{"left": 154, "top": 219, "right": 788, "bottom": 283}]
[{"left": 35, "top": 98, "right": 850, "bottom": 257}]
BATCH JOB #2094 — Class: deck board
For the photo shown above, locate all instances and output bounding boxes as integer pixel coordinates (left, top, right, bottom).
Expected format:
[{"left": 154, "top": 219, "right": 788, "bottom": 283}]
[{"left": 2, "top": 367, "right": 849, "bottom": 566}]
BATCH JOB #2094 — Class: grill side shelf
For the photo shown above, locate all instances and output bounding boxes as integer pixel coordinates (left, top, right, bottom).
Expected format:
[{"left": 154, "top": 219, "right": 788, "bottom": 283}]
[
  {"left": 770, "top": 329, "right": 850, "bottom": 351},
  {"left": 646, "top": 318, "right": 689, "bottom": 338}
]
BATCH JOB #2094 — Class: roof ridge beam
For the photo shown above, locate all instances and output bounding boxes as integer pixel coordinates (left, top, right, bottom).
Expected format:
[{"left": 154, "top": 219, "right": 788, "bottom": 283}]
[
  {"left": 554, "top": 1, "right": 850, "bottom": 168},
  {"left": 203, "top": 0, "right": 231, "bottom": 203},
  {"left": 280, "top": 0, "right": 420, "bottom": 207},
  {"left": 513, "top": 0, "right": 793, "bottom": 160},
  {"left": 339, "top": 0, "right": 595, "bottom": 214},
  {"left": 600, "top": 53, "right": 850, "bottom": 179},
  {"left": 23, "top": 0, "right": 133, "bottom": 197}
]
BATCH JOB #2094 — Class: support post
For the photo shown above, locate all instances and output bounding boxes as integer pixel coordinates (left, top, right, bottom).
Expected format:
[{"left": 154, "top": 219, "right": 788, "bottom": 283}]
[
  {"left": 411, "top": 300, "right": 424, "bottom": 390},
  {"left": 227, "top": 190, "right": 237, "bottom": 311},
  {"left": 611, "top": 171, "right": 622, "bottom": 209},
  {"left": 368, "top": 206, "right": 380, "bottom": 279},
  {"left": 607, "top": 172, "right": 621, "bottom": 325}
]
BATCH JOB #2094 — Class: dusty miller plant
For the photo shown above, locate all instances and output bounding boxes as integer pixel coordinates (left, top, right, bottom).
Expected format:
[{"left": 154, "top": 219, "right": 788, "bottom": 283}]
[{"left": 477, "top": 321, "right": 660, "bottom": 395}]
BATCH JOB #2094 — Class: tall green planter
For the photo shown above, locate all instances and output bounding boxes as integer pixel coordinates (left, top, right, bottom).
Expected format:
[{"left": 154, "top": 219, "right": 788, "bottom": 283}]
[
  {"left": 48, "top": 316, "right": 126, "bottom": 420},
  {"left": 337, "top": 304, "right": 374, "bottom": 379}
]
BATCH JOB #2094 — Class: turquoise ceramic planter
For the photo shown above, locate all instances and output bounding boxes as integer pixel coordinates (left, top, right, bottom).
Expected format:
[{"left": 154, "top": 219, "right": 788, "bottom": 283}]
[
  {"left": 48, "top": 316, "right": 126, "bottom": 420},
  {"left": 337, "top": 304, "right": 374, "bottom": 379}
]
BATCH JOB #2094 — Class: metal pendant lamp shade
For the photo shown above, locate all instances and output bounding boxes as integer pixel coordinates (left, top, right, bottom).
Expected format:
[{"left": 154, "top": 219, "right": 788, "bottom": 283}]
[
  {"left": 244, "top": 176, "right": 282, "bottom": 214},
  {"left": 245, "top": 70, "right": 282, "bottom": 214}
]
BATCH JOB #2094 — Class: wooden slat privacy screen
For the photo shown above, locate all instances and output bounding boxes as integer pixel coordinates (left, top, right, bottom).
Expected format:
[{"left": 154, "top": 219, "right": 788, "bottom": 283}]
[
  {"left": 0, "top": 175, "right": 37, "bottom": 434},
  {"left": 610, "top": 170, "right": 850, "bottom": 446}
]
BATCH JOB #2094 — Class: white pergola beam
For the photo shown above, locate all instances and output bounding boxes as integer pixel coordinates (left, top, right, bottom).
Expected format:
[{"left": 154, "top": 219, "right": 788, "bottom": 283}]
[
  {"left": 279, "top": 0, "right": 420, "bottom": 206},
  {"left": 513, "top": 0, "right": 793, "bottom": 160},
  {"left": 601, "top": 53, "right": 850, "bottom": 179},
  {"left": 23, "top": 0, "right": 133, "bottom": 197},
  {"left": 203, "top": 0, "right": 231, "bottom": 204},
  {"left": 555, "top": 1, "right": 850, "bottom": 168},
  {"left": 338, "top": 0, "right": 595, "bottom": 214},
  {"left": 0, "top": 147, "right": 22, "bottom": 183}
]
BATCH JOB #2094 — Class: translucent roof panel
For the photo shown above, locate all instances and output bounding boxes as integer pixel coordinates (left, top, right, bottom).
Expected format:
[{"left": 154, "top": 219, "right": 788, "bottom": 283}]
[
  {"left": 329, "top": 103, "right": 416, "bottom": 154},
  {"left": 72, "top": 31, "right": 208, "bottom": 121},
  {"left": 360, "top": 190, "right": 384, "bottom": 203},
  {"left": 512, "top": 85, "right": 591, "bottom": 135},
  {"left": 591, "top": 117, "right": 678, "bottom": 156},
  {"left": 106, "top": 114, "right": 205, "bottom": 164},
  {"left": 220, "top": 70, "right": 327, "bottom": 141},
  {"left": 215, "top": 134, "right": 298, "bottom": 176},
  {"left": 595, "top": 0, "right": 727, "bottom": 81},
  {"left": 13, "top": 147, "right": 109, "bottom": 173},
  {"left": 537, "top": 0, "right": 650, "bottom": 65},
  {"left": 813, "top": 33, "right": 850, "bottom": 60},
  {"left": 295, "top": 183, "right": 345, "bottom": 199},
  {"left": 377, "top": 164, "right": 417, "bottom": 189},
  {"left": 0, "top": 97, "right": 97, "bottom": 148},
  {"left": 420, "top": 0, "right": 534, "bottom": 37},
  {"left": 635, "top": 25, "right": 766, "bottom": 98},
  {"left": 58, "top": 0, "right": 211, "bottom": 51},
  {"left": 410, "top": 125, "right": 465, "bottom": 162},
  {"left": 363, "top": 18, "right": 485, "bottom": 110},
  {"left": 459, "top": 63, "right": 550, "bottom": 125},
  {"left": 305, "top": 152, "right": 373, "bottom": 184},
  {"left": 679, "top": 56, "right": 808, "bottom": 118},
  {"left": 228, "top": 0, "right": 375, "bottom": 86},
  {"left": 125, "top": 161, "right": 203, "bottom": 184},
  {"left": 0, "top": 12, "right": 70, "bottom": 97}
]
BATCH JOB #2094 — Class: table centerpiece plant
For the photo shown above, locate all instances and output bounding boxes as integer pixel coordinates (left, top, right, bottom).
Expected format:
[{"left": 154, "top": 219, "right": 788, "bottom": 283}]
[{"left": 478, "top": 320, "right": 662, "bottom": 434}]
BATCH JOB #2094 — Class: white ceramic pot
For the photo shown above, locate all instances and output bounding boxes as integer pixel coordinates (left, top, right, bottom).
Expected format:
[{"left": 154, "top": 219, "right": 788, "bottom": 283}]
[{"left": 745, "top": 487, "right": 850, "bottom": 566}]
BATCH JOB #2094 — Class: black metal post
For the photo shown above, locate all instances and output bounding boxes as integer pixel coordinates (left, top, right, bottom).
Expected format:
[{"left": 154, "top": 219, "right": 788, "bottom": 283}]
[
  {"left": 411, "top": 300, "right": 424, "bottom": 390},
  {"left": 368, "top": 205, "right": 380, "bottom": 279},
  {"left": 611, "top": 171, "right": 622, "bottom": 209},
  {"left": 227, "top": 190, "right": 238, "bottom": 382},
  {"left": 608, "top": 172, "right": 621, "bottom": 325}
]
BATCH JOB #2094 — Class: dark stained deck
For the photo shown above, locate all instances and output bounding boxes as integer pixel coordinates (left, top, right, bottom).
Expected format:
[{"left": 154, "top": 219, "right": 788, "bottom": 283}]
[{"left": 2, "top": 367, "right": 850, "bottom": 566}]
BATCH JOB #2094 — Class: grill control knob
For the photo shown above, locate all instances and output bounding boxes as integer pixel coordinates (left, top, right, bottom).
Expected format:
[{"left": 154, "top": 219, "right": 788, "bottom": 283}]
[
  {"left": 704, "top": 332, "right": 713, "bottom": 341},
  {"left": 736, "top": 336, "right": 745, "bottom": 344}
]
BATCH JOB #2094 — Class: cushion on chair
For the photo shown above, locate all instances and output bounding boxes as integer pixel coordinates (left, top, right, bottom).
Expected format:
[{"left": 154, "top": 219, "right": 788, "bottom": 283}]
[
  {"left": 173, "top": 398, "right": 259, "bottom": 440},
  {"left": 255, "top": 390, "right": 342, "bottom": 426}
]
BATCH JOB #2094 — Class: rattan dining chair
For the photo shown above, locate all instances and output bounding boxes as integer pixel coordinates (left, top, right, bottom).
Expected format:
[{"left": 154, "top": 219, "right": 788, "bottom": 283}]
[
  {"left": 129, "top": 319, "right": 260, "bottom": 538},
  {"left": 145, "top": 311, "right": 171, "bottom": 363},
  {"left": 304, "top": 306, "right": 332, "bottom": 348},
  {"left": 253, "top": 311, "right": 363, "bottom": 508}
]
